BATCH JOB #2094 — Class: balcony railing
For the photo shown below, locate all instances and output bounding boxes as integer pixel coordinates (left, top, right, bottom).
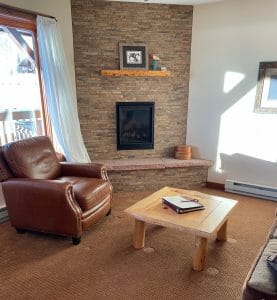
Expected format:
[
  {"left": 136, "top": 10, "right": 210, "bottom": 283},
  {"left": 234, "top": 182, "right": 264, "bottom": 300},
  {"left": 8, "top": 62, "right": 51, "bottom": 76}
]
[{"left": 0, "top": 109, "right": 43, "bottom": 146}]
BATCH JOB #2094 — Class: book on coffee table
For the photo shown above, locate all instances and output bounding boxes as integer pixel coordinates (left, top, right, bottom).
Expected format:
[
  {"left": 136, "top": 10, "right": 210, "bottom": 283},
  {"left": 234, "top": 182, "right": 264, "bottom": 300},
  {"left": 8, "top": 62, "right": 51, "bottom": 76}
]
[{"left": 162, "top": 195, "right": 205, "bottom": 214}]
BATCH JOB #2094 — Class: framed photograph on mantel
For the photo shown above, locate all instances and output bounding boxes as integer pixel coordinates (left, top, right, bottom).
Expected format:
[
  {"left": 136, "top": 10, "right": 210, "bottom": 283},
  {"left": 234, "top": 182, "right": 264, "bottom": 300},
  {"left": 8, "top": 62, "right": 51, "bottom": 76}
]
[
  {"left": 254, "top": 61, "right": 277, "bottom": 113},
  {"left": 119, "top": 43, "right": 148, "bottom": 70}
]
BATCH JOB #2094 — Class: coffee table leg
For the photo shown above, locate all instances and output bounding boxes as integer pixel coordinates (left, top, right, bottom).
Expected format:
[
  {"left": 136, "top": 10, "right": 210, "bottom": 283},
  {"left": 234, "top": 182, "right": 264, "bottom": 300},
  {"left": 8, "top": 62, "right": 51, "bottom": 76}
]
[
  {"left": 133, "top": 219, "right": 146, "bottom": 249},
  {"left": 192, "top": 236, "right": 208, "bottom": 271},
  {"left": 216, "top": 220, "right": 228, "bottom": 241}
]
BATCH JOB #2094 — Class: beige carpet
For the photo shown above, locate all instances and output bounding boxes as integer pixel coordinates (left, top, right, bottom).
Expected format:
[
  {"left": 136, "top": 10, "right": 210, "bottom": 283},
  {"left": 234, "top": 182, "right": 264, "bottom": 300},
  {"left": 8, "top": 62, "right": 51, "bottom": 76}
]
[{"left": 0, "top": 188, "right": 276, "bottom": 300}]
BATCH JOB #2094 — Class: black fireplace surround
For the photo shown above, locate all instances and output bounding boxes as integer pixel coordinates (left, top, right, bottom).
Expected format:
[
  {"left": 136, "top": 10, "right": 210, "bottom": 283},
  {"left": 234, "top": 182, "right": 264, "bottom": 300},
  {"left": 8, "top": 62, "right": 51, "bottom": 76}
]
[{"left": 116, "top": 102, "right": 154, "bottom": 150}]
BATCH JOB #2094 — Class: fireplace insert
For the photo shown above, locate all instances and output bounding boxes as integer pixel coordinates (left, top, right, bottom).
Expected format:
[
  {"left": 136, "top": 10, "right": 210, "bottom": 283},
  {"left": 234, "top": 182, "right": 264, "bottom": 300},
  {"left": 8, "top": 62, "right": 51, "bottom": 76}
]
[{"left": 116, "top": 102, "right": 154, "bottom": 150}]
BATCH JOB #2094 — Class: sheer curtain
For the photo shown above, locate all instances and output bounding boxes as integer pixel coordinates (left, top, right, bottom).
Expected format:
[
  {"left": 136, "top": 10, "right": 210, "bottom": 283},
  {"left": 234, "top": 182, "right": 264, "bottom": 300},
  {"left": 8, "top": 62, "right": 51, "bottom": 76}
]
[{"left": 37, "top": 16, "right": 90, "bottom": 162}]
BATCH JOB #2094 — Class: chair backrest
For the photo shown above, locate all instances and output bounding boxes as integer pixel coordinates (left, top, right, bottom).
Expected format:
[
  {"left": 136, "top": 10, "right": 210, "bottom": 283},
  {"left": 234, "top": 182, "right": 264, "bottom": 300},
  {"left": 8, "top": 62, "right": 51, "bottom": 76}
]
[
  {"left": 3, "top": 136, "right": 62, "bottom": 180},
  {"left": 0, "top": 147, "right": 13, "bottom": 182}
]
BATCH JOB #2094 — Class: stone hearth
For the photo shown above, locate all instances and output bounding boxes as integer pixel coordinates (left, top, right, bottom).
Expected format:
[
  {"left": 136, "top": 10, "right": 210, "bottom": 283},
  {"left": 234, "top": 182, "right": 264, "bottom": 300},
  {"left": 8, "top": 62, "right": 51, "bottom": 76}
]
[{"left": 94, "top": 158, "right": 212, "bottom": 192}]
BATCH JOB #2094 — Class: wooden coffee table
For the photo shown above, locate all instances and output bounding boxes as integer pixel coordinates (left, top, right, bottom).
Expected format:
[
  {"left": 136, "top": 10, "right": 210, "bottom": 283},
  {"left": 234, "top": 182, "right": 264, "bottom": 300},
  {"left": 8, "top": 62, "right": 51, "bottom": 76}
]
[{"left": 125, "top": 187, "right": 238, "bottom": 271}]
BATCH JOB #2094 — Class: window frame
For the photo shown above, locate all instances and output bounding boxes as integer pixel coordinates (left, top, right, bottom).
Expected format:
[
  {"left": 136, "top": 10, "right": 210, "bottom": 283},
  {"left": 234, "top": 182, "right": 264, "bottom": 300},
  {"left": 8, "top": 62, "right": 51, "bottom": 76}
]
[{"left": 254, "top": 61, "right": 277, "bottom": 113}]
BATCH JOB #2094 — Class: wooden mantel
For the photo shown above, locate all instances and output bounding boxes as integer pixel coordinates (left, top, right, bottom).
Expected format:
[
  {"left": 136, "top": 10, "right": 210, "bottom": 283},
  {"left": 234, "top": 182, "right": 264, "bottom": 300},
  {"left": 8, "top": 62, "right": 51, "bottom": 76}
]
[{"left": 100, "top": 70, "right": 171, "bottom": 77}]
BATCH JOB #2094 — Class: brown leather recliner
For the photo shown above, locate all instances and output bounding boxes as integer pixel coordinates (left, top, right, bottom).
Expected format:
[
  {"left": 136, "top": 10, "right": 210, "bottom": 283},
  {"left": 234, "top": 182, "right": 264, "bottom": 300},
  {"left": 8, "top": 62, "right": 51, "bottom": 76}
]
[{"left": 0, "top": 136, "right": 112, "bottom": 245}]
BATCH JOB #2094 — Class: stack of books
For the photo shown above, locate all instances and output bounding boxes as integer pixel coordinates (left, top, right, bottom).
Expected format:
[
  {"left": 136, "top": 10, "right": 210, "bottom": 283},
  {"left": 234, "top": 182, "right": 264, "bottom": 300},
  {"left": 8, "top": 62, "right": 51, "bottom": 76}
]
[
  {"left": 175, "top": 145, "right": 192, "bottom": 160},
  {"left": 162, "top": 195, "right": 205, "bottom": 214}
]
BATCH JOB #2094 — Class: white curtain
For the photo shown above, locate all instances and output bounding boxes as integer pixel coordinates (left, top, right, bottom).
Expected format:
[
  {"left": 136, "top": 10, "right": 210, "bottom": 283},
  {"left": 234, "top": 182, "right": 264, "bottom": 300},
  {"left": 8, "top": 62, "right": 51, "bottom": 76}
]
[{"left": 37, "top": 16, "right": 91, "bottom": 163}]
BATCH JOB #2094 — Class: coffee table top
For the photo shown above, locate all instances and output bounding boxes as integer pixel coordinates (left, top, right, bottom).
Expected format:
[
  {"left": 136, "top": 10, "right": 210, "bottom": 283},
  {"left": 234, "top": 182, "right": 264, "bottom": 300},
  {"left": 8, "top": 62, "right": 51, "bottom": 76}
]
[{"left": 125, "top": 187, "right": 238, "bottom": 238}]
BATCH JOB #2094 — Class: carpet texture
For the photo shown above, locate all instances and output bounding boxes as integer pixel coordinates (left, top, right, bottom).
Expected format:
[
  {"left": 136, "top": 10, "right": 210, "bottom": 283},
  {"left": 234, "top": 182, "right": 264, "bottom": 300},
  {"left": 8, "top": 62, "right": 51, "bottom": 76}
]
[{"left": 0, "top": 188, "right": 276, "bottom": 300}]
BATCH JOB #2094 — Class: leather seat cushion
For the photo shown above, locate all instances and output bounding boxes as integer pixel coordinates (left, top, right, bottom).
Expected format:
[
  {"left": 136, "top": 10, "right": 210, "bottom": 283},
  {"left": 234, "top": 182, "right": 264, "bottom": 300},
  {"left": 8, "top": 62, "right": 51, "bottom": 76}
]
[{"left": 57, "top": 176, "right": 111, "bottom": 211}]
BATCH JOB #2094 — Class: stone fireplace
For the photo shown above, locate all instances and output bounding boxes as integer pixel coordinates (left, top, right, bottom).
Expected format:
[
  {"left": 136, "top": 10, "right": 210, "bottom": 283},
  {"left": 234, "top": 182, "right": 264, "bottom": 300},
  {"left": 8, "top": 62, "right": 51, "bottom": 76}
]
[
  {"left": 71, "top": 2, "right": 211, "bottom": 192},
  {"left": 71, "top": 1, "right": 193, "bottom": 159},
  {"left": 116, "top": 102, "right": 154, "bottom": 150}
]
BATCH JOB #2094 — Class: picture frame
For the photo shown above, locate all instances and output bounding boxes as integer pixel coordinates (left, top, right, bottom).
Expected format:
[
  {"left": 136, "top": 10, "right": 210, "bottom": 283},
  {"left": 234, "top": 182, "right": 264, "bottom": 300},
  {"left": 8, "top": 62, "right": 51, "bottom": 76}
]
[
  {"left": 119, "top": 43, "right": 148, "bottom": 70},
  {"left": 254, "top": 61, "right": 277, "bottom": 113}
]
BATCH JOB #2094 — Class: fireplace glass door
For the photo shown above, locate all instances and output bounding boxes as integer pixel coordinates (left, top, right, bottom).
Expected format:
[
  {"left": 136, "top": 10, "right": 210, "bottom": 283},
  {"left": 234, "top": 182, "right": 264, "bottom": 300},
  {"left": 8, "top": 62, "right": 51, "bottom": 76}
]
[{"left": 116, "top": 102, "right": 154, "bottom": 150}]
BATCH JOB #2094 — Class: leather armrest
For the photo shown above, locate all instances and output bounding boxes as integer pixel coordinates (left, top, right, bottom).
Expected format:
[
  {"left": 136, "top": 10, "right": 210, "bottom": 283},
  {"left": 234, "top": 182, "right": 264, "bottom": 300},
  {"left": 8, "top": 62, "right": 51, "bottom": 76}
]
[
  {"left": 2, "top": 178, "right": 82, "bottom": 237},
  {"left": 60, "top": 162, "right": 109, "bottom": 180}
]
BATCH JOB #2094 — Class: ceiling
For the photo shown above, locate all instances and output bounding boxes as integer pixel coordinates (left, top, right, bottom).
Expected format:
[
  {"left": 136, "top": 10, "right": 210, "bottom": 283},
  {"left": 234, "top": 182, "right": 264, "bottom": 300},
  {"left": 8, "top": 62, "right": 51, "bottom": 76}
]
[{"left": 108, "top": 0, "right": 224, "bottom": 5}]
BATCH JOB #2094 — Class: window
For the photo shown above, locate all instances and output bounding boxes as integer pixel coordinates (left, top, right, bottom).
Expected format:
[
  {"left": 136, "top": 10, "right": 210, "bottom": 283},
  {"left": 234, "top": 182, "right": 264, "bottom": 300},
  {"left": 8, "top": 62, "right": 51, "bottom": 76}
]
[
  {"left": 0, "top": 6, "right": 46, "bottom": 146},
  {"left": 254, "top": 61, "right": 277, "bottom": 113}
]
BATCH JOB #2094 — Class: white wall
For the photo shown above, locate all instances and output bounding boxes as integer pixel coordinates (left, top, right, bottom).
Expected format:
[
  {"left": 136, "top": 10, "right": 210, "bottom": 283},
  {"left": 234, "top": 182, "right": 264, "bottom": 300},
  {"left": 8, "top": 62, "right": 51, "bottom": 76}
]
[
  {"left": 187, "top": 0, "right": 277, "bottom": 186},
  {"left": 0, "top": 0, "right": 76, "bottom": 92}
]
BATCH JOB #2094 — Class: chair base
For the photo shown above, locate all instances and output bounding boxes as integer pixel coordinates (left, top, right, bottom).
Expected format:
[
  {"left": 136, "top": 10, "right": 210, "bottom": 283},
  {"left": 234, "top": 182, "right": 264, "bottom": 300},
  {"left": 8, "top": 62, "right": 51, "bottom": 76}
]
[
  {"left": 16, "top": 228, "right": 81, "bottom": 245},
  {"left": 16, "top": 228, "right": 26, "bottom": 234},
  {"left": 106, "top": 208, "right": 112, "bottom": 216},
  {"left": 72, "top": 237, "right": 81, "bottom": 245}
]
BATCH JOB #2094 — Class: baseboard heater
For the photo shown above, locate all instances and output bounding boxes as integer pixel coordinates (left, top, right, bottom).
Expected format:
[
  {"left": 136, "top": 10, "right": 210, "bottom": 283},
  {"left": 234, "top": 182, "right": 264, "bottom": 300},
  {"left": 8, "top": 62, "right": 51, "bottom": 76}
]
[{"left": 225, "top": 180, "right": 277, "bottom": 201}]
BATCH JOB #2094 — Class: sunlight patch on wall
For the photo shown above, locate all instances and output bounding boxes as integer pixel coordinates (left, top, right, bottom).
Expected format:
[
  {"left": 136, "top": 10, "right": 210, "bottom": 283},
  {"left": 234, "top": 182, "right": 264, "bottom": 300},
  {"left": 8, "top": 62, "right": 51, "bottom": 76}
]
[
  {"left": 223, "top": 71, "right": 245, "bottom": 94},
  {"left": 216, "top": 87, "right": 277, "bottom": 172}
]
